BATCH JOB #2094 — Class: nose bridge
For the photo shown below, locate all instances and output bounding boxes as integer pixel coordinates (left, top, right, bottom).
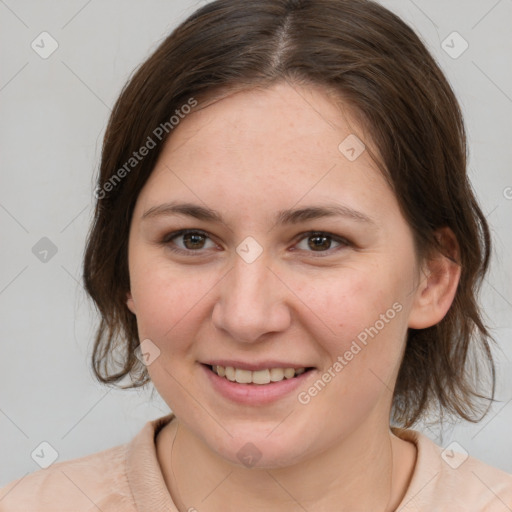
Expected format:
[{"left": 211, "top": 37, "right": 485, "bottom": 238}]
[{"left": 212, "top": 251, "right": 290, "bottom": 342}]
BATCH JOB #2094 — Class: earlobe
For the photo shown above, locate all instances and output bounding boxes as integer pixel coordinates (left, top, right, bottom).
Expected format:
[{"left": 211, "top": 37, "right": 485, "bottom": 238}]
[
  {"left": 126, "top": 292, "right": 137, "bottom": 315},
  {"left": 408, "top": 228, "right": 461, "bottom": 329}
]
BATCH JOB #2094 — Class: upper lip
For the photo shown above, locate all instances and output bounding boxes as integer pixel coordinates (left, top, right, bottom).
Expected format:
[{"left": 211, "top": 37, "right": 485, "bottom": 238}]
[{"left": 203, "top": 360, "right": 313, "bottom": 371}]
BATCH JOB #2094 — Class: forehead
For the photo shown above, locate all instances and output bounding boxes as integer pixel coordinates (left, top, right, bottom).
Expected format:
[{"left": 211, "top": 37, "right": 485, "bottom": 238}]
[
  {"left": 134, "top": 82, "right": 398, "bottom": 227},
  {"left": 166, "top": 82, "right": 371, "bottom": 162}
]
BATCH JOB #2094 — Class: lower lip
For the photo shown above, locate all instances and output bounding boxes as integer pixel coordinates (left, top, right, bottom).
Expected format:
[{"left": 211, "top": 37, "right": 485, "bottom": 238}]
[{"left": 201, "top": 364, "right": 315, "bottom": 405}]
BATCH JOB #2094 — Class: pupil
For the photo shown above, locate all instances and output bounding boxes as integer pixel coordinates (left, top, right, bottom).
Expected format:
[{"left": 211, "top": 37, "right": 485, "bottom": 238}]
[
  {"left": 184, "top": 233, "right": 204, "bottom": 249},
  {"left": 309, "top": 235, "right": 330, "bottom": 251}
]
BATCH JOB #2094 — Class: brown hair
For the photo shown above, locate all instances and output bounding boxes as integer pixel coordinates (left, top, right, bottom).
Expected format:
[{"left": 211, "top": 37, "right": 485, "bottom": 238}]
[{"left": 83, "top": 0, "right": 495, "bottom": 427}]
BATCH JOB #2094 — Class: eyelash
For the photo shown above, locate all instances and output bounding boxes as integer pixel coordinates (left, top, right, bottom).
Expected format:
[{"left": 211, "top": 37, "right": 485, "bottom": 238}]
[{"left": 160, "top": 229, "right": 351, "bottom": 257}]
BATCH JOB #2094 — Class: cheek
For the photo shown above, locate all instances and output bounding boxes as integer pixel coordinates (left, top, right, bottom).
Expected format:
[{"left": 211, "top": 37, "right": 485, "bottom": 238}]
[
  {"left": 129, "top": 260, "right": 215, "bottom": 410},
  {"left": 129, "top": 256, "right": 216, "bottom": 346},
  {"left": 297, "top": 263, "right": 405, "bottom": 341},
  {"left": 294, "top": 274, "right": 407, "bottom": 428},
  {"left": 296, "top": 265, "right": 408, "bottom": 394}
]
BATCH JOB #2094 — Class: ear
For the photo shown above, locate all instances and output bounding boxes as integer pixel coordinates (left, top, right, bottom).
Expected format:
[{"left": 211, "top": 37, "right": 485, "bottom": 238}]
[
  {"left": 408, "top": 227, "right": 461, "bottom": 329},
  {"left": 126, "top": 291, "right": 137, "bottom": 315}
]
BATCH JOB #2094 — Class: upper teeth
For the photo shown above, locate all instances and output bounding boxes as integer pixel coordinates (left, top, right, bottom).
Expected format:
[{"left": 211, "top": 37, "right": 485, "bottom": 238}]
[{"left": 213, "top": 365, "right": 306, "bottom": 384}]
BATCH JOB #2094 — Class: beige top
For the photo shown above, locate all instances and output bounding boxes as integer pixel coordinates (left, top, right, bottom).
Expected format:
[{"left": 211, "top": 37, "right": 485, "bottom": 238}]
[{"left": 1, "top": 413, "right": 511, "bottom": 511}]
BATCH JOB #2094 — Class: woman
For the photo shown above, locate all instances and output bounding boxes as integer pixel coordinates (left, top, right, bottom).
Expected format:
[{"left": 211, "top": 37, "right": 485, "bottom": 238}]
[{"left": 1, "top": 0, "right": 511, "bottom": 510}]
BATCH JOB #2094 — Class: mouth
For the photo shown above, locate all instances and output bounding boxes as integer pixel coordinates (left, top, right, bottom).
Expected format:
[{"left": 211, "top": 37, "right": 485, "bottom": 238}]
[
  {"left": 201, "top": 362, "right": 317, "bottom": 405},
  {"left": 204, "top": 364, "right": 315, "bottom": 385}
]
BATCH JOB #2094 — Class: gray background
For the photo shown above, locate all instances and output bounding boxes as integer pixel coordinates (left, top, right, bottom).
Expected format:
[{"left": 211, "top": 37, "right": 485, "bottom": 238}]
[{"left": 1, "top": 0, "right": 511, "bottom": 486}]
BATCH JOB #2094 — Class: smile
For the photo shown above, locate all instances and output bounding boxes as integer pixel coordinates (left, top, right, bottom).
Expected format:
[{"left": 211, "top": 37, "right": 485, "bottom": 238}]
[
  {"left": 202, "top": 363, "right": 316, "bottom": 405},
  {"left": 210, "top": 365, "right": 307, "bottom": 384}
]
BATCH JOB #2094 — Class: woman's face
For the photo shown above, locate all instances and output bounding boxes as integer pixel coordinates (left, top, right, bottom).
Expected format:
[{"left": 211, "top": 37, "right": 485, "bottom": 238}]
[{"left": 126, "top": 82, "right": 424, "bottom": 467}]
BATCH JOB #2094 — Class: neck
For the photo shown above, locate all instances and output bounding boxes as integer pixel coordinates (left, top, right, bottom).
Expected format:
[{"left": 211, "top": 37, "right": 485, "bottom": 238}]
[{"left": 156, "top": 414, "right": 417, "bottom": 512}]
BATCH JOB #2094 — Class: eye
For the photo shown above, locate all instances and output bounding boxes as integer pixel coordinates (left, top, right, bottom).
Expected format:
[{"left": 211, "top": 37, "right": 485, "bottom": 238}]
[
  {"left": 163, "top": 229, "right": 217, "bottom": 254},
  {"left": 293, "top": 231, "right": 349, "bottom": 255},
  {"left": 160, "top": 229, "right": 350, "bottom": 257}
]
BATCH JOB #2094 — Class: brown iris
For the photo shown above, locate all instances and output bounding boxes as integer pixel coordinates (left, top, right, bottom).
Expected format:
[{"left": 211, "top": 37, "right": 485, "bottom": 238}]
[
  {"left": 308, "top": 234, "right": 332, "bottom": 251},
  {"left": 182, "top": 232, "right": 207, "bottom": 250}
]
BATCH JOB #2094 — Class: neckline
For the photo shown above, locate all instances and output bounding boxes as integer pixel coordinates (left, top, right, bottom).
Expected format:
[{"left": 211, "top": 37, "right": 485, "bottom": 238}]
[{"left": 129, "top": 414, "right": 427, "bottom": 512}]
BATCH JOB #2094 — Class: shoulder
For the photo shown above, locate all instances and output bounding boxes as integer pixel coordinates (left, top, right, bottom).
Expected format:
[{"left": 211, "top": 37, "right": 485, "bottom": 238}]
[
  {"left": 0, "top": 442, "right": 135, "bottom": 512},
  {"left": 395, "top": 428, "right": 512, "bottom": 512}
]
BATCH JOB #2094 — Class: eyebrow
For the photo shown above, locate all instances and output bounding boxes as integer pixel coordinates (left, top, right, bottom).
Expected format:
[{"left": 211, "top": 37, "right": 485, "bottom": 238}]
[{"left": 141, "top": 201, "right": 375, "bottom": 226}]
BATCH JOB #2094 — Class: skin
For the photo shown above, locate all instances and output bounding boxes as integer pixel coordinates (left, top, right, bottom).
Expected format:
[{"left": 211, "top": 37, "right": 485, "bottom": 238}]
[{"left": 126, "top": 81, "right": 461, "bottom": 511}]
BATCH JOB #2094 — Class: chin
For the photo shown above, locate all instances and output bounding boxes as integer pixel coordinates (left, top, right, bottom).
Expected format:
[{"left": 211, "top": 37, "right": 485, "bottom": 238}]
[{"left": 205, "top": 423, "right": 316, "bottom": 470}]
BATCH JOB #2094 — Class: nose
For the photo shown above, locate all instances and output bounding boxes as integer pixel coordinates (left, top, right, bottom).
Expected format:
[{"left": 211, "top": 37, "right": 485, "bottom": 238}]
[{"left": 212, "top": 254, "right": 292, "bottom": 343}]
